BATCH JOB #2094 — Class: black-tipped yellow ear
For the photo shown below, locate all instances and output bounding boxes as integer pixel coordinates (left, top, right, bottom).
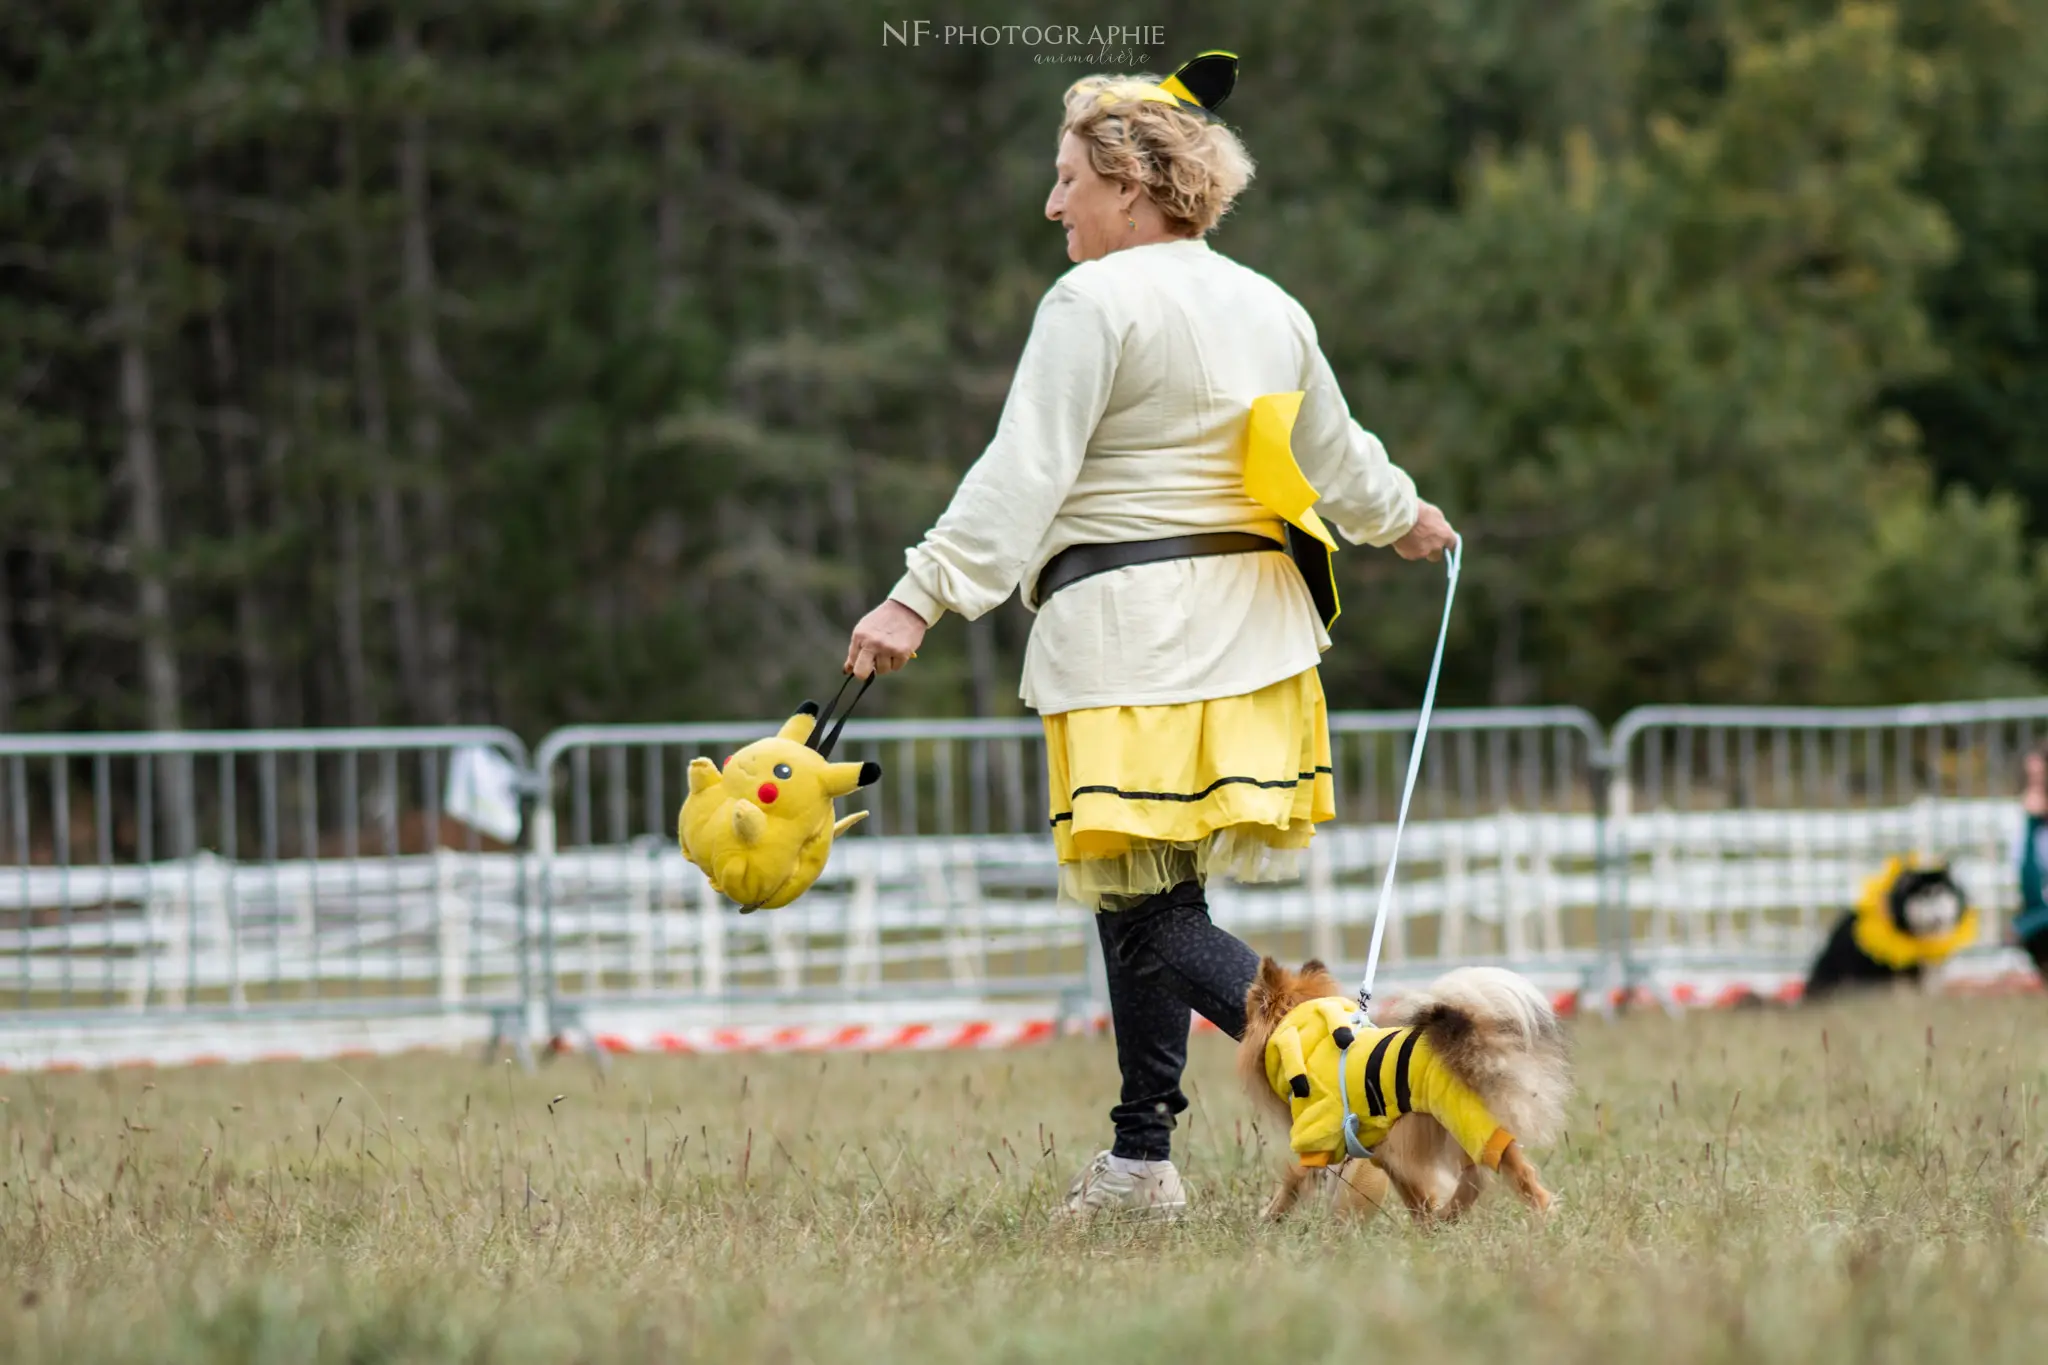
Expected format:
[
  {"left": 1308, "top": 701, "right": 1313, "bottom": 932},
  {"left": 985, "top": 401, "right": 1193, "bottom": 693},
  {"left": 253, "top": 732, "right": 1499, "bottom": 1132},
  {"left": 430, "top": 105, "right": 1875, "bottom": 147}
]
[{"left": 1159, "top": 50, "right": 1237, "bottom": 115}]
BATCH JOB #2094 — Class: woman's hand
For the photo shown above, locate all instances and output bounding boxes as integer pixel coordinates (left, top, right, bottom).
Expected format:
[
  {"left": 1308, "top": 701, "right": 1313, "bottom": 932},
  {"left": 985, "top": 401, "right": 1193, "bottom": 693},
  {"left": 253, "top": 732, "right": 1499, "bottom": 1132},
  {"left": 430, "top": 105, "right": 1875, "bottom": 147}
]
[
  {"left": 1393, "top": 501, "right": 1459, "bottom": 563},
  {"left": 845, "top": 599, "right": 929, "bottom": 678}
]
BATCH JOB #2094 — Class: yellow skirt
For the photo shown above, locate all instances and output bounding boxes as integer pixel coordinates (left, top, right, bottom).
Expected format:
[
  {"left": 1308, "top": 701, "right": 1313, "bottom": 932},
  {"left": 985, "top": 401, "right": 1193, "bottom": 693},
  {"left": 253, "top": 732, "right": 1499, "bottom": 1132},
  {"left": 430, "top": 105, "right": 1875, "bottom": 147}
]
[{"left": 1043, "top": 667, "right": 1336, "bottom": 909}]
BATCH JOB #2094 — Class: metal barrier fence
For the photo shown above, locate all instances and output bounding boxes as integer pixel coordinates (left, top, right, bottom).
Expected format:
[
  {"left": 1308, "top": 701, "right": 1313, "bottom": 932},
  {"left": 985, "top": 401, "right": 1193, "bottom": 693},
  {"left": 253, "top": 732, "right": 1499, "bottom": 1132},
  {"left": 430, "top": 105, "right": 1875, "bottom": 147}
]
[
  {"left": 1162, "top": 707, "right": 1610, "bottom": 996},
  {"left": 1604, "top": 700, "right": 2048, "bottom": 1001},
  {"left": 3, "top": 698, "right": 2043, "bottom": 1067},
  {"left": 527, "top": 719, "right": 1073, "bottom": 1047},
  {"left": 525, "top": 709, "right": 1608, "bottom": 1042},
  {"left": 0, "top": 728, "right": 536, "bottom": 1054}
]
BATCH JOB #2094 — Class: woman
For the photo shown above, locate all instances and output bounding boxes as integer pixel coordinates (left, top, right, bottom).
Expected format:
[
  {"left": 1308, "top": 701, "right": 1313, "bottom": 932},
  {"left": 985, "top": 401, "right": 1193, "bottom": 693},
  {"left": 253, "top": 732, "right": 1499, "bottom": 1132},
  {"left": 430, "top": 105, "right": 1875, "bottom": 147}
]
[
  {"left": 844, "top": 52, "right": 1458, "bottom": 1219},
  {"left": 2014, "top": 744, "right": 2048, "bottom": 983}
]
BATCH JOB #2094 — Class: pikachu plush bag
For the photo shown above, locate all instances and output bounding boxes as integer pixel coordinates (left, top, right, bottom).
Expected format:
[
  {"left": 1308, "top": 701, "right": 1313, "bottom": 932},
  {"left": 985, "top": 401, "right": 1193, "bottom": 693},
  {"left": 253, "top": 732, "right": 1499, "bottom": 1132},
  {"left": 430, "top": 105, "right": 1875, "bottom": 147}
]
[{"left": 677, "top": 675, "right": 883, "bottom": 912}]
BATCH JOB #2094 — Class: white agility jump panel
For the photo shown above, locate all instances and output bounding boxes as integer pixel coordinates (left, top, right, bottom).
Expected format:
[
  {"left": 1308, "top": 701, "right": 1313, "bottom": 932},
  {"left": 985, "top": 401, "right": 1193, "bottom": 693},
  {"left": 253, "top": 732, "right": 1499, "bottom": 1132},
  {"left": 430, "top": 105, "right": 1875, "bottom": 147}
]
[{"left": 2, "top": 796, "right": 2024, "bottom": 1019}]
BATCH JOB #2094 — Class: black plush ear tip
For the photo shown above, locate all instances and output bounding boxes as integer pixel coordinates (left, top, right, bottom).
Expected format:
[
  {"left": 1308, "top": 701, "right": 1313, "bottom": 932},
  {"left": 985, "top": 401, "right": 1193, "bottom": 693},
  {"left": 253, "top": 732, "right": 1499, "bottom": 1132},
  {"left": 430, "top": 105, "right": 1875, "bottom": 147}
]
[
  {"left": 797, "top": 701, "right": 820, "bottom": 718},
  {"left": 1289, "top": 1074, "right": 1310, "bottom": 1099},
  {"left": 1331, "top": 1026, "right": 1354, "bottom": 1050},
  {"left": 857, "top": 760, "right": 882, "bottom": 787},
  {"left": 1172, "top": 50, "right": 1237, "bottom": 110}
]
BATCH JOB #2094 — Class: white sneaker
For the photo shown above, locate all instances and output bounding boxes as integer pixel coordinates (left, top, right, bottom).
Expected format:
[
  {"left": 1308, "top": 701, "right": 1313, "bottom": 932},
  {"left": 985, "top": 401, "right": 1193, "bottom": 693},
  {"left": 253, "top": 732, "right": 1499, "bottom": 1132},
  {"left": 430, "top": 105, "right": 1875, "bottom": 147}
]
[{"left": 1058, "top": 1150, "right": 1188, "bottom": 1221}]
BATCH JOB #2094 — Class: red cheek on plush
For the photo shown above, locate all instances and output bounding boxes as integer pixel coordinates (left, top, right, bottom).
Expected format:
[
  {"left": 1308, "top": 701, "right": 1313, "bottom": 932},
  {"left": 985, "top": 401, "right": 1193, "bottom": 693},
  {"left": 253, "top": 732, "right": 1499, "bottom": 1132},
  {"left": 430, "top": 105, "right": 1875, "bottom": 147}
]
[{"left": 757, "top": 782, "right": 780, "bottom": 805}]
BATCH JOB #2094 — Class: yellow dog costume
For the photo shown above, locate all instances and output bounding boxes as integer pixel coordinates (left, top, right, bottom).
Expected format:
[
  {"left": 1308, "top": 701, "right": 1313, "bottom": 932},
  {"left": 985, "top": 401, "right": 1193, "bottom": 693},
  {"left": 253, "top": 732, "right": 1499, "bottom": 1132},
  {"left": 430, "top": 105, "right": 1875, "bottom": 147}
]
[{"left": 1263, "top": 997, "right": 1516, "bottom": 1172}]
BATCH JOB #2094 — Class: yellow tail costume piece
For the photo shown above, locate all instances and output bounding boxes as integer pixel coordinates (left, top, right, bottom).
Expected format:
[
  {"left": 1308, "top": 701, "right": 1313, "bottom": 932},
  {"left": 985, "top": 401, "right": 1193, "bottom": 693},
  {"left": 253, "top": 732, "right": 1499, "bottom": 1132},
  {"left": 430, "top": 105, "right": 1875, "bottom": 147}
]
[
  {"left": 677, "top": 697, "right": 882, "bottom": 913},
  {"left": 1263, "top": 998, "right": 1516, "bottom": 1171},
  {"left": 1244, "top": 391, "right": 1341, "bottom": 631}
]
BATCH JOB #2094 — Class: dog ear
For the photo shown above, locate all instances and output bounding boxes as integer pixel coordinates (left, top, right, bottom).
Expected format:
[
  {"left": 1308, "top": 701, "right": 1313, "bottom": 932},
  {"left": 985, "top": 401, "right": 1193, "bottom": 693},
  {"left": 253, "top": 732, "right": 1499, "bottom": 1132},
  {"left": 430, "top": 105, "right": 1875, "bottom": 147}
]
[
  {"left": 1301, "top": 958, "right": 1326, "bottom": 976},
  {"left": 1247, "top": 956, "right": 1290, "bottom": 1019}
]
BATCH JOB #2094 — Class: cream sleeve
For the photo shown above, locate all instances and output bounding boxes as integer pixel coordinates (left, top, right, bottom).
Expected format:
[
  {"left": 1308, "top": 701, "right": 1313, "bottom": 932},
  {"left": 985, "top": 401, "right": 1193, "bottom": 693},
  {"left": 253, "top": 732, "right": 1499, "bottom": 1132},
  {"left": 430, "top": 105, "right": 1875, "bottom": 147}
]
[
  {"left": 886, "top": 275, "right": 1121, "bottom": 625},
  {"left": 1286, "top": 307, "right": 1422, "bottom": 549}
]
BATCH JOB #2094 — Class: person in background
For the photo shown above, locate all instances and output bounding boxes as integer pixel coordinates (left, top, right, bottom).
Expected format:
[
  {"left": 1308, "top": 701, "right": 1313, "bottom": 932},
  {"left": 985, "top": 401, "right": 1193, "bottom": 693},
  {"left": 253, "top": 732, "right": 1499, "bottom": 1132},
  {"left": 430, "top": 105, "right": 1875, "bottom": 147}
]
[{"left": 2014, "top": 743, "right": 2048, "bottom": 983}]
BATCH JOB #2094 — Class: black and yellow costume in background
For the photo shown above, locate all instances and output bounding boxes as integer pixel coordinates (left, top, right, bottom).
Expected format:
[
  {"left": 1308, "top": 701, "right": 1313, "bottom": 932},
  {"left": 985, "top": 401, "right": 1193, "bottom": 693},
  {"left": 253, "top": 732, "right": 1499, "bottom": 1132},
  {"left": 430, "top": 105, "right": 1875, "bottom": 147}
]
[{"left": 1802, "top": 857, "right": 1978, "bottom": 1001}]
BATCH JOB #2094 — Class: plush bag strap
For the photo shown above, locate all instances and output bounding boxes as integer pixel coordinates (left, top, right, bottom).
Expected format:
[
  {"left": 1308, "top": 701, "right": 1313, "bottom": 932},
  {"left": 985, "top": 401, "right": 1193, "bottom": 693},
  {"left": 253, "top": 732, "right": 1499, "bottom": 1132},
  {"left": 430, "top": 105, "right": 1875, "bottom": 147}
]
[{"left": 811, "top": 672, "right": 875, "bottom": 760}]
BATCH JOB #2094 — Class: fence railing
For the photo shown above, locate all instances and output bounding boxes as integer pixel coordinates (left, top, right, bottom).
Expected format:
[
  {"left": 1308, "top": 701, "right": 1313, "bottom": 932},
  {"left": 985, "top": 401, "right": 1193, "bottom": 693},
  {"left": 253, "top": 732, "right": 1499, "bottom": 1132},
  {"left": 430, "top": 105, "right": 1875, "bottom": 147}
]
[
  {"left": 4, "top": 698, "right": 2043, "bottom": 1060},
  {"left": 526, "top": 709, "right": 1607, "bottom": 1038},
  {"left": 1602, "top": 700, "right": 2048, "bottom": 997},
  {"left": 0, "top": 729, "right": 535, "bottom": 1049}
]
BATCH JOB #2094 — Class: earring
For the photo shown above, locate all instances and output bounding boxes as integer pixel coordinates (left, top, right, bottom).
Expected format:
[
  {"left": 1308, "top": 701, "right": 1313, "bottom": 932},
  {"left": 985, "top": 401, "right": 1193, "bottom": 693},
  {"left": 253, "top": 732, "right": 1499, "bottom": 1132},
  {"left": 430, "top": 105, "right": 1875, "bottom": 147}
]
[{"left": 1127, "top": 215, "right": 1136, "bottom": 229}]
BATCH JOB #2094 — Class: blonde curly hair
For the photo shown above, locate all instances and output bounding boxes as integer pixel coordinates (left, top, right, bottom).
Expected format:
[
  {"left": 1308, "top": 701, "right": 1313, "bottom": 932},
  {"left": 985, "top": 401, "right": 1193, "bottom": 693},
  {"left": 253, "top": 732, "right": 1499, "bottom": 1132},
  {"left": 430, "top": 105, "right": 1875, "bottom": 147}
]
[{"left": 1059, "top": 74, "right": 1255, "bottom": 236}]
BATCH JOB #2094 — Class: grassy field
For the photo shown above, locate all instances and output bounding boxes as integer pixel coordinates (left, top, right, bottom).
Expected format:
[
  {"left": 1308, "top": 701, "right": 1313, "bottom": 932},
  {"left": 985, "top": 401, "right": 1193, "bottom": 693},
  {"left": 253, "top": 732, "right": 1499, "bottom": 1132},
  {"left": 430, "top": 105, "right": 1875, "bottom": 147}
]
[{"left": 3, "top": 993, "right": 2047, "bottom": 1364}]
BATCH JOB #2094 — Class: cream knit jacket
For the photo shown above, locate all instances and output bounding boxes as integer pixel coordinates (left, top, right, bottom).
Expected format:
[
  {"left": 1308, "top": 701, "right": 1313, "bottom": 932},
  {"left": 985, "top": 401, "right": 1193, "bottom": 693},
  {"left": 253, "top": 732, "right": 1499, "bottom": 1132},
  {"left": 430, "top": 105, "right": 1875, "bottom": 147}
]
[{"left": 887, "top": 237, "right": 1422, "bottom": 715}]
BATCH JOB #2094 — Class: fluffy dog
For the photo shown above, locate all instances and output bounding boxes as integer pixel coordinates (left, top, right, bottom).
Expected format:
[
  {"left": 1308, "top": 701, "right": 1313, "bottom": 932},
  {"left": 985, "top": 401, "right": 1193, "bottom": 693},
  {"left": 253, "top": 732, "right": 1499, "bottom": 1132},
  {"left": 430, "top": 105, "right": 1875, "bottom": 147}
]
[
  {"left": 1802, "top": 858, "right": 1977, "bottom": 1003},
  {"left": 1237, "top": 957, "right": 1572, "bottom": 1223}
]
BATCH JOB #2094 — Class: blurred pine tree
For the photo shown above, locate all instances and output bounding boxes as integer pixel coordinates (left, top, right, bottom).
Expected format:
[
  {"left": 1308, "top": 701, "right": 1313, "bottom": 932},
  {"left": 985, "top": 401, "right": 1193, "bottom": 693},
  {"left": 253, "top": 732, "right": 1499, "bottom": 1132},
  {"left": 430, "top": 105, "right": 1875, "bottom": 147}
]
[{"left": 0, "top": 0, "right": 2041, "bottom": 733}]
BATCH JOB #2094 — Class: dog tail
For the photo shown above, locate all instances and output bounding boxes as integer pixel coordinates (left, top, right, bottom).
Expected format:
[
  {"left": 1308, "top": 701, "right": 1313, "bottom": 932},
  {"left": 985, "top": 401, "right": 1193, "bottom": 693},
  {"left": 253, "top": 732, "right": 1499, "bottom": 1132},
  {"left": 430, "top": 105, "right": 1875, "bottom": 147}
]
[{"left": 1391, "top": 966, "right": 1573, "bottom": 1149}]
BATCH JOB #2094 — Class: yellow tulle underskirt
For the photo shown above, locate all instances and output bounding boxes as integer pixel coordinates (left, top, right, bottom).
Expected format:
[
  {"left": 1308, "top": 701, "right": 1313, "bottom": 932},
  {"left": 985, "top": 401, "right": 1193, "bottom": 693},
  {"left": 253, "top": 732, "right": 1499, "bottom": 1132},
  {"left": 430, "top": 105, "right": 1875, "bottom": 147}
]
[{"left": 1042, "top": 667, "right": 1335, "bottom": 910}]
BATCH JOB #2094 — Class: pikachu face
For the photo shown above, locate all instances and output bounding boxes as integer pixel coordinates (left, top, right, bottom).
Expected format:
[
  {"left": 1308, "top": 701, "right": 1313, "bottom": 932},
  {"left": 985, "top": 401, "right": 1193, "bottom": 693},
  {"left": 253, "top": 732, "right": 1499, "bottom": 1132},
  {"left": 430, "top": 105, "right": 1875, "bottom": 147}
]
[
  {"left": 677, "top": 703, "right": 882, "bottom": 912},
  {"left": 707, "top": 709, "right": 876, "bottom": 826}
]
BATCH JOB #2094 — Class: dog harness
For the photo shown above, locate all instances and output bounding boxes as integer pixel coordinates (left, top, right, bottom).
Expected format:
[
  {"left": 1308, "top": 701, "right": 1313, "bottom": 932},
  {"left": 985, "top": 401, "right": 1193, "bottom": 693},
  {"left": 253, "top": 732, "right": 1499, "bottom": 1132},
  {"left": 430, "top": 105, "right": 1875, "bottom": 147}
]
[{"left": 1335, "top": 1020, "right": 1376, "bottom": 1161}]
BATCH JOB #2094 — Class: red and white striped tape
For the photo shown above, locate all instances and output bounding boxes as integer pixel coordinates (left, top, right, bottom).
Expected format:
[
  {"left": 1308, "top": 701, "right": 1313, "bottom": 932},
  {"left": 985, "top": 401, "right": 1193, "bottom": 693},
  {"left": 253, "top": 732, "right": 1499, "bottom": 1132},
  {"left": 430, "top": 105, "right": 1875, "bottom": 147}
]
[
  {"left": 582, "top": 1018, "right": 1061, "bottom": 1055},
  {"left": 4, "top": 972, "right": 2037, "bottom": 1075},
  {"left": 585, "top": 969, "right": 2044, "bottom": 1056}
]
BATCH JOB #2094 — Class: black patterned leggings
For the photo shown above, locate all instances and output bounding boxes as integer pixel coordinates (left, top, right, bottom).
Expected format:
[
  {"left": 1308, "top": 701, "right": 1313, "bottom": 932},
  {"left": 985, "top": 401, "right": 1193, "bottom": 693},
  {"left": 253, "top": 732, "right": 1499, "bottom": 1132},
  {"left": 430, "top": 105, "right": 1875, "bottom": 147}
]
[{"left": 1093, "top": 879, "right": 1262, "bottom": 1162}]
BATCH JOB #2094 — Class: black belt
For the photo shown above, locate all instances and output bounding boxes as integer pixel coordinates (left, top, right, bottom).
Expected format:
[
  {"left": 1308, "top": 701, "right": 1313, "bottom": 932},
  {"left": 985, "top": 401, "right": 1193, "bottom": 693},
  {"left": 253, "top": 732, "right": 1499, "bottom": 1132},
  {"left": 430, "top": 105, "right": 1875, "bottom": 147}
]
[{"left": 1030, "top": 532, "right": 1284, "bottom": 608}]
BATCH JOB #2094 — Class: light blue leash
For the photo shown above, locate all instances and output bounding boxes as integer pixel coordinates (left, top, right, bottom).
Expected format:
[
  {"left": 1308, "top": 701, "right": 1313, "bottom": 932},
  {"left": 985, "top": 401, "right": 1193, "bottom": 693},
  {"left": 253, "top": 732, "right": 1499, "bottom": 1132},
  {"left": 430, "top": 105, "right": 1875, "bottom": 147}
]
[
  {"left": 1354, "top": 536, "right": 1462, "bottom": 1026},
  {"left": 1331, "top": 536, "right": 1461, "bottom": 1162}
]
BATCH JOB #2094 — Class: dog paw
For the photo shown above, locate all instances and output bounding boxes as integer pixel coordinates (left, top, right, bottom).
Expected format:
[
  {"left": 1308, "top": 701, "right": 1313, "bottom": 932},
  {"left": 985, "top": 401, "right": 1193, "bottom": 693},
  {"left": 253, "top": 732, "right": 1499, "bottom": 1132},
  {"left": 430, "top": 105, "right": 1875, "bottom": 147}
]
[{"left": 1260, "top": 1186, "right": 1304, "bottom": 1222}]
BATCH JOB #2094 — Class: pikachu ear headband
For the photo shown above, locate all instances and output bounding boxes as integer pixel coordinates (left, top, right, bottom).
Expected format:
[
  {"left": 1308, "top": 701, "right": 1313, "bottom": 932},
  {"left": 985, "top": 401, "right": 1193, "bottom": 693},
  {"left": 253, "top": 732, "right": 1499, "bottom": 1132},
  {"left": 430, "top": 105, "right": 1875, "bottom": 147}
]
[{"left": 1095, "top": 50, "right": 1237, "bottom": 123}]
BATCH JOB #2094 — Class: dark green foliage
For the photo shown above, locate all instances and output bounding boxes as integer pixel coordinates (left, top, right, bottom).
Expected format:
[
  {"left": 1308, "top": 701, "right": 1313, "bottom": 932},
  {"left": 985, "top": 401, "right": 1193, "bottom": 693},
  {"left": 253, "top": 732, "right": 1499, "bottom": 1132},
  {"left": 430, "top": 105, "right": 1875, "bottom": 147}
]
[{"left": 3, "top": 0, "right": 2045, "bottom": 737}]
